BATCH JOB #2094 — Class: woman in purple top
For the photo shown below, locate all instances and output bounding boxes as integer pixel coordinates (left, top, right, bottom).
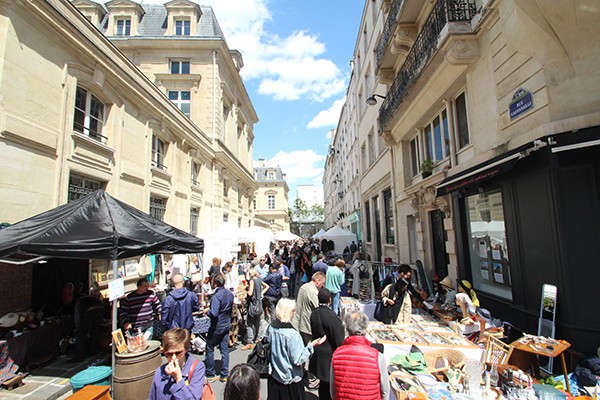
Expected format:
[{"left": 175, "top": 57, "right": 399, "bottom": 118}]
[{"left": 148, "top": 328, "right": 205, "bottom": 400}]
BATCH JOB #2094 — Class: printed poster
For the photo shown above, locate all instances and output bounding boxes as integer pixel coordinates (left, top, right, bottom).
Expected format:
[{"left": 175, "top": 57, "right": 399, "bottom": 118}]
[
  {"left": 493, "top": 263, "right": 504, "bottom": 283},
  {"left": 478, "top": 240, "right": 487, "bottom": 258},
  {"left": 480, "top": 261, "right": 490, "bottom": 280}
]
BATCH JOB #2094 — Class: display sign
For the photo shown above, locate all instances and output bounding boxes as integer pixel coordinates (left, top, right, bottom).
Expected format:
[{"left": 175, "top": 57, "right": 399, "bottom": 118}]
[
  {"left": 509, "top": 88, "right": 533, "bottom": 120},
  {"left": 108, "top": 277, "right": 124, "bottom": 301}
]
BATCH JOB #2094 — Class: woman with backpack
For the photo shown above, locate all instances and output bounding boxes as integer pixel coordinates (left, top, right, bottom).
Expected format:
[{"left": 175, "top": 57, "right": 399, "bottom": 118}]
[{"left": 242, "top": 268, "right": 269, "bottom": 351}]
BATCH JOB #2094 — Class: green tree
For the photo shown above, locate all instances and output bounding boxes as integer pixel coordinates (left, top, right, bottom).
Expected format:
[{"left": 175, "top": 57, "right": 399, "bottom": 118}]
[
  {"left": 290, "top": 198, "right": 309, "bottom": 222},
  {"left": 309, "top": 204, "right": 324, "bottom": 221}
]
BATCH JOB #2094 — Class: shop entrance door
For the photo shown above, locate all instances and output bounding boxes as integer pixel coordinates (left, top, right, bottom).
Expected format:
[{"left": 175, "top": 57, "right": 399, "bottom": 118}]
[{"left": 430, "top": 210, "right": 448, "bottom": 278}]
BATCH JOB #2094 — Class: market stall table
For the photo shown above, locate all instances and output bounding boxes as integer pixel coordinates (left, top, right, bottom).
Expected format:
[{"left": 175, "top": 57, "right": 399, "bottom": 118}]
[
  {"left": 509, "top": 336, "right": 571, "bottom": 394},
  {"left": 339, "top": 297, "right": 377, "bottom": 320}
]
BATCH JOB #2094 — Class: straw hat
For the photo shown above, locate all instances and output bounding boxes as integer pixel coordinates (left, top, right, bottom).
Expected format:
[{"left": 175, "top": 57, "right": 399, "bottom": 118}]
[
  {"left": 439, "top": 277, "right": 454, "bottom": 289},
  {"left": 0, "top": 312, "right": 19, "bottom": 328}
]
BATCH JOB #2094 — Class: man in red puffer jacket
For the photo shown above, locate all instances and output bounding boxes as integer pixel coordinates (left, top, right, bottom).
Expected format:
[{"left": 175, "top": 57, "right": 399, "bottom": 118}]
[{"left": 330, "top": 311, "right": 390, "bottom": 400}]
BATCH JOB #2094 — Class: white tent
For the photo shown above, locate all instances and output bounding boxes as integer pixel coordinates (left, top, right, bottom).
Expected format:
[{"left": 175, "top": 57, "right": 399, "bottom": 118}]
[
  {"left": 238, "top": 227, "right": 277, "bottom": 259},
  {"left": 275, "top": 230, "right": 300, "bottom": 241},
  {"left": 320, "top": 226, "right": 357, "bottom": 253},
  {"left": 202, "top": 223, "right": 241, "bottom": 272},
  {"left": 312, "top": 228, "right": 326, "bottom": 239}
]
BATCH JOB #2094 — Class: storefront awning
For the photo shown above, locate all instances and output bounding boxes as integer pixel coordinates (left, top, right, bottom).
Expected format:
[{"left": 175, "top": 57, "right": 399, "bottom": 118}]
[{"left": 435, "top": 154, "right": 520, "bottom": 197}]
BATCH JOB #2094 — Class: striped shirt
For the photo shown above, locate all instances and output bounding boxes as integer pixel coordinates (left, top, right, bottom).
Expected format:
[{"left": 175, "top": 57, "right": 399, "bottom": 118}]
[{"left": 120, "top": 290, "right": 161, "bottom": 329}]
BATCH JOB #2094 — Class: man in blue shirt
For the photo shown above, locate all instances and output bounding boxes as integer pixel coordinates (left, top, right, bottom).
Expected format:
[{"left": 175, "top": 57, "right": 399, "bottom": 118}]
[
  {"left": 254, "top": 257, "right": 269, "bottom": 279},
  {"left": 204, "top": 274, "right": 234, "bottom": 383},
  {"left": 263, "top": 263, "right": 282, "bottom": 321},
  {"left": 312, "top": 253, "right": 328, "bottom": 275}
]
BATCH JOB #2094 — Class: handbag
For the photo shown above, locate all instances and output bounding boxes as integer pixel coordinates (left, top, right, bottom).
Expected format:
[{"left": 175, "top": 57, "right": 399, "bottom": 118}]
[
  {"left": 247, "top": 278, "right": 263, "bottom": 318},
  {"left": 246, "top": 335, "right": 271, "bottom": 377},
  {"left": 373, "top": 300, "right": 385, "bottom": 322},
  {"left": 188, "top": 360, "right": 216, "bottom": 400}
]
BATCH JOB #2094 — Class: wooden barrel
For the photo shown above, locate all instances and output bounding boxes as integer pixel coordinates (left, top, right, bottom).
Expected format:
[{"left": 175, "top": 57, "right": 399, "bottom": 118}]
[{"left": 113, "top": 340, "right": 162, "bottom": 400}]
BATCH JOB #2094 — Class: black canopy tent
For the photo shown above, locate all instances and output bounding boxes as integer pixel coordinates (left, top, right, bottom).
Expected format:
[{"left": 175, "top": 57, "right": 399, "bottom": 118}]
[{"left": 0, "top": 189, "right": 204, "bottom": 378}]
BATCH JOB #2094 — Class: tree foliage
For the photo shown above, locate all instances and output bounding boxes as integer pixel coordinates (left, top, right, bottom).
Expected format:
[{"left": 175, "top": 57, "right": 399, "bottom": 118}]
[{"left": 290, "top": 198, "right": 323, "bottom": 222}]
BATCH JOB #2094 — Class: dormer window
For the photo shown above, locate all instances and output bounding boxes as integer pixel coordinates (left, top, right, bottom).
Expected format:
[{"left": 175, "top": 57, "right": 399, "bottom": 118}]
[
  {"left": 115, "top": 18, "right": 131, "bottom": 36},
  {"left": 175, "top": 19, "right": 191, "bottom": 36}
]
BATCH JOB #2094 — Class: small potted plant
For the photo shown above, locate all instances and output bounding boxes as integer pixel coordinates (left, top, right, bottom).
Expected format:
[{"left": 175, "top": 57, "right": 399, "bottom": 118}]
[{"left": 421, "top": 159, "right": 434, "bottom": 178}]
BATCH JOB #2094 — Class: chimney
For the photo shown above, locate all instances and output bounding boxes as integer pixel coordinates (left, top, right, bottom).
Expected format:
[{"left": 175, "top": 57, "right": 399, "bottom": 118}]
[{"left": 258, "top": 158, "right": 265, "bottom": 167}]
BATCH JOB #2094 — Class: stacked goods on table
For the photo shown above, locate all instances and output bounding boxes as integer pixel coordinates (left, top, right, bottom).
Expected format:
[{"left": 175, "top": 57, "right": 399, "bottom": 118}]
[{"left": 366, "top": 313, "right": 478, "bottom": 349}]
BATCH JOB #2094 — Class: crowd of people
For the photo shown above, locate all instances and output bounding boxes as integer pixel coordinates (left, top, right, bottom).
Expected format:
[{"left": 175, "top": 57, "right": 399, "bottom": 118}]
[{"left": 108, "top": 238, "right": 488, "bottom": 400}]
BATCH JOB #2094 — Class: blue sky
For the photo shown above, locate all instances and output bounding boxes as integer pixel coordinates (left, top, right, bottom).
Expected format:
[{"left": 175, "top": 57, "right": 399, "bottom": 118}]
[{"left": 103, "top": 0, "right": 364, "bottom": 201}]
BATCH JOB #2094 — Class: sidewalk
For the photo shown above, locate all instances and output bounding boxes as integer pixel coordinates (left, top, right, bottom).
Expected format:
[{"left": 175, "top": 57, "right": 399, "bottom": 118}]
[{"left": 0, "top": 353, "right": 110, "bottom": 400}]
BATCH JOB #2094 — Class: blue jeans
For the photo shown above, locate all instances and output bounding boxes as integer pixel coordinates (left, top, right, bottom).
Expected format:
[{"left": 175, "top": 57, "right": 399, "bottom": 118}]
[
  {"left": 204, "top": 328, "right": 229, "bottom": 378},
  {"left": 331, "top": 292, "right": 341, "bottom": 316}
]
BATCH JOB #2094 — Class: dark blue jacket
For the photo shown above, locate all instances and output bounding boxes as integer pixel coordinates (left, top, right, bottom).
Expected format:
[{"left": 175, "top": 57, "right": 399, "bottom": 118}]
[
  {"left": 264, "top": 272, "right": 282, "bottom": 299},
  {"left": 161, "top": 287, "right": 199, "bottom": 330},
  {"left": 207, "top": 287, "right": 234, "bottom": 333}
]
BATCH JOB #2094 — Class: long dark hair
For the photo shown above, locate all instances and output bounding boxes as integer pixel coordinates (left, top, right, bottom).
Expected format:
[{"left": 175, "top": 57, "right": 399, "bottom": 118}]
[{"left": 224, "top": 364, "right": 260, "bottom": 400}]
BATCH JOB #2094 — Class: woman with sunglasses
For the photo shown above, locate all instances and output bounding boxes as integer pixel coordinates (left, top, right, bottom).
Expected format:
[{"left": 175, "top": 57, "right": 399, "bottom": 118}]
[{"left": 149, "top": 328, "right": 205, "bottom": 399}]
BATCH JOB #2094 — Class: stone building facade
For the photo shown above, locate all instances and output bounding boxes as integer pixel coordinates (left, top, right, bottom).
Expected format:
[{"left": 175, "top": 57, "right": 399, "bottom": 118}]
[
  {"left": 0, "top": 0, "right": 258, "bottom": 237},
  {"left": 253, "top": 159, "right": 290, "bottom": 232}
]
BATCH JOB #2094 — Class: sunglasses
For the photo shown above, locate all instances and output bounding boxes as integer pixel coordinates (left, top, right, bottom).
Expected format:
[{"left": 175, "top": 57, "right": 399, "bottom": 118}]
[{"left": 164, "top": 350, "right": 185, "bottom": 358}]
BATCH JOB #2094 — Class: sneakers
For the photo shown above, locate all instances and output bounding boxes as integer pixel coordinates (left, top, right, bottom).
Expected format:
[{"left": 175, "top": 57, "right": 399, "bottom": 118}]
[
  {"left": 241, "top": 343, "right": 254, "bottom": 351},
  {"left": 219, "top": 376, "right": 228, "bottom": 383},
  {"left": 206, "top": 375, "right": 219, "bottom": 383}
]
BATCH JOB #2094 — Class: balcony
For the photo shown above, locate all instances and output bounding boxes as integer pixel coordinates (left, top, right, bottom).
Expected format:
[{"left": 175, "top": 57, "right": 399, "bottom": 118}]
[{"left": 377, "top": 0, "right": 478, "bottom": 132}]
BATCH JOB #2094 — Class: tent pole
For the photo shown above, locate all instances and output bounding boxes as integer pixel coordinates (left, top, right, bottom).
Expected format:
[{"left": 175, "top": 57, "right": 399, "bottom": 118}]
[{"left": 111, "top": 259, "right": 118, "bottom": 392}]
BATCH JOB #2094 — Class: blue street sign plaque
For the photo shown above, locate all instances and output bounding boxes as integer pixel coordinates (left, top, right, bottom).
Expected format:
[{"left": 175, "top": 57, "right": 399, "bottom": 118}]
[{"left": 509, "top": 88, "right": 533, "bottom": 120}]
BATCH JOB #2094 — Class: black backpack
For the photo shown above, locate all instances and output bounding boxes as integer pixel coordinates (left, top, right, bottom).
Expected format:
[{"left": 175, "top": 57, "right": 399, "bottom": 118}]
[{"left": 246, "top": 336, "right": 271, "bottom": 377}]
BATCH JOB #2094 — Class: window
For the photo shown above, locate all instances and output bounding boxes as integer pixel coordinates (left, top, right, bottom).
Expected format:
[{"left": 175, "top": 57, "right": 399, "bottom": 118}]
[
  {"left": 410, "top": 136, "right": 421, "bottom": 177},
  {"left": 151, "top": 135, "right": 166, "bottom": 170},
  {"left": 268, "top": 195, "right": 275, "bottom": 210},
  {"left": 68, "top": 174, "right": 102, "bottom": 202},
  {"left": 223, "top": 213, "right": 229, "bottom": 223},
  {"left": 223, "top": 178, "right": 228, "bottom": 198},
  {"left": 150, "top": 196, "right": 166, "bottom": 221},
  {"left": 175, "top": 19, "right": 190, "bottom": 36},
  {"left": 115, "top": 18, "right": 131, "bottom": 36},
  {"left": 191, "top": 161, "right": 200, "bottom": 185},
  {"left": 238, "top": 187, "right": 242, "bottom": 204},
  {"left": 73, "top": 87, "right": 106, "bottom": 142},
  {"left": 464, "top": 189, "right": 512, "bottom": 300},
  {"left": 455, "top": 92, "right": 470, "bottom": 149},
  {"left": 365, "top": 201, "right": 372, "bottom": 242},
  {"left": 190, "top": 207, "right": 199, "bottom": 235},
  {"left": 424, "top": 110, "right": 450, "bottom": 162},
  {"left": 368, "top": 133, "right": 376, "bottom": 166},
  {"left": 268, "top": 171, "right": 275, "bottom": 180},
  {"left": 170, "top": 60, "right": 190, "bottom": 74},
  {"left": 238, "top": 217, "right": 242, "bottom": 228},
  {"left": 383, "top": 189, "right": 394, "bottom": 244},
  {"left": 168, "top": 91, "right": 190, "bottom": 117}
]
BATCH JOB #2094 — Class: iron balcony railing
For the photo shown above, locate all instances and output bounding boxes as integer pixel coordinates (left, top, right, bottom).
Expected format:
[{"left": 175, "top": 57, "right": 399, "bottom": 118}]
[
  {"left": 375, "top": 0, "right": 405, "bottom": 69},
  {"left": 378, "top": 0, "right": 477, "bottom": 131}
]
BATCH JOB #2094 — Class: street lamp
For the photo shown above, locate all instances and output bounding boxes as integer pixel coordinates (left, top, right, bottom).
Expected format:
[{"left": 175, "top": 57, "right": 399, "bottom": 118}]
[{"left": 366, "top": 93, "right": 386, "bottom": 105}]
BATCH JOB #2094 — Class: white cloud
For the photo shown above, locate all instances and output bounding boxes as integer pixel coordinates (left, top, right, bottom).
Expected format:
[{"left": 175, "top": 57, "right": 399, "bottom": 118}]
[
  {"left": 307, "top": 97, "right": 346, "bottom": 129},
  {"left": 257, "top": 150, "right": 325, "bottom": 184},
  {"left": 111, "top": 0, "right": 347, "bottom": 102}
]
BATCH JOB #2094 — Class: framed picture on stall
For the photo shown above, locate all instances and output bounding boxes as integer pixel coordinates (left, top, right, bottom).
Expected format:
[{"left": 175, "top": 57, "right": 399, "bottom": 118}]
[{"left": 112, "top": 329, "right": 127, "bottom": 353}]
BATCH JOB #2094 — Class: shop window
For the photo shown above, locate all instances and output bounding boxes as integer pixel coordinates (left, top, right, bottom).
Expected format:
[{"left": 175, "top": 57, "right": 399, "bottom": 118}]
[
  {"left": 464, "top": 189, "right": 512, "bottom": 300},
  {"left": 73, "top": 87, "right": 106, "bottom": 142}
]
